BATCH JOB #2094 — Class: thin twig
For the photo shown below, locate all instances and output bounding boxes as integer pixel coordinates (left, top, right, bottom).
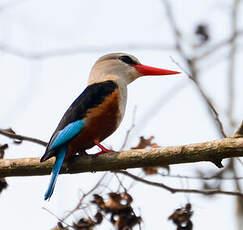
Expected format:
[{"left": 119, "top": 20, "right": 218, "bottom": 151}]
[
  {"left": 171, "top": 57, "right": 227, "bottom": 138},
  {"left": 42, "top": 207, "right": 72, "bottom": 228},
  {"left": 114, "top": 173, "right": 127, "bottom": 192},
  {"left": 158, "top": 172, "right": 243, "bottom": 181},
  {"left": 162, "top": 0, "right": 227, "bottom": 138},
  {"left": 62, "top": 172, "right": 107, "bottom": 222},
  {"left": 0, "top": 128, "right": 47, "bottom": 146},
  {"left": 195, "top": 29, "right": 243, "bottom": 61},
  {"left": 118, "top": 170, "right": 243, "bottom": 198},
  {"left": 119, "top": 106, "right": 137, "bottom": 151},
  {"left": 227, "top": 0, "right": 240, "bottom": 130}
]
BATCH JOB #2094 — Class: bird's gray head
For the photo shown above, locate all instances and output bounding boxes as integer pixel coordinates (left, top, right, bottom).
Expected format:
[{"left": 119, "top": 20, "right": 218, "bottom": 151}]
[{"left": 88, "top": 53, "right": 180, "bottom": 85}]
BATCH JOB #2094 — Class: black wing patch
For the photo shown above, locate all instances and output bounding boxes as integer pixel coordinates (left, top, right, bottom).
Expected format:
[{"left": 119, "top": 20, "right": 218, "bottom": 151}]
[{"left": 56, "top": 80, "right": 118, "bottom": 131}]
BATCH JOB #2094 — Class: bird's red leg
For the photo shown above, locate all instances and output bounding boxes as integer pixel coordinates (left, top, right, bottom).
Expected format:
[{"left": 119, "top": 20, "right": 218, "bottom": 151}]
[{"left": 93, "top": 140, "right": 113, "bottom": 156}]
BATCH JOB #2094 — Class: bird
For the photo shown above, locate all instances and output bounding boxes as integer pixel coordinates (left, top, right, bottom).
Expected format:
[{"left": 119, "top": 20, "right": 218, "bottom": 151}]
[{"left": 40, "top": 53, "right": 180, "bottom": 200}]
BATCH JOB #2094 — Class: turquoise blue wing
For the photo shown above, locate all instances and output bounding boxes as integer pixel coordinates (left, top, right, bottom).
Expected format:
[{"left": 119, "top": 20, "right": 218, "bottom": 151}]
[
  {"left": 40, "top": 120, "right": 84, "bottom": 162},
  {"left": 49, "top": 120, "right": 84, "bottom": 150}
]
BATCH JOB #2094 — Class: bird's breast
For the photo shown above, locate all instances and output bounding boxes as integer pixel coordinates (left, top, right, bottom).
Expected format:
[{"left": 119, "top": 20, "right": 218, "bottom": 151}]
[{"left": 68, "top": 87, "right": 125, "bottom": 154}]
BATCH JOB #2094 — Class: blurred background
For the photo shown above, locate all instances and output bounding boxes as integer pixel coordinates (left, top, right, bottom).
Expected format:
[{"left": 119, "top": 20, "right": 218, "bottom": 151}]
[{"left": 0, "top": 0, "right": 243, "bottom": 229}]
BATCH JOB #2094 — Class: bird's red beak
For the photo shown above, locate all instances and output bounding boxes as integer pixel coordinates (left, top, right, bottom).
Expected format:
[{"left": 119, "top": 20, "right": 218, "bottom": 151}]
[{"left": 134, "top": 64, "right": 180, "bottom": 76}]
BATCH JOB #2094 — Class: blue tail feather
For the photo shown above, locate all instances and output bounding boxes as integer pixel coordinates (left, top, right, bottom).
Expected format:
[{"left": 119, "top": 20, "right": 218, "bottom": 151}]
[{"left": 44, "top": 145, "right": 67, "bottom": 200}]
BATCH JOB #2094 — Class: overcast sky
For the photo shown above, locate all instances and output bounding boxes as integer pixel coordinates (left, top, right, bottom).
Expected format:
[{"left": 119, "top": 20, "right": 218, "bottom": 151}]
[{"left": 0, "top": 0, "right": 242, "bottom": 229}]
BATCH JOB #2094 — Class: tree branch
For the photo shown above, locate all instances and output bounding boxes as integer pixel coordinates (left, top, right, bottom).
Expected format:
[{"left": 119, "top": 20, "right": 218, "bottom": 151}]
[
  {"left": 0, "top": 128, "right": 47, "bottom": 146},
  {"left": 227, "top": 0, "right": 240, "bottom": 129},
  {"left": 0, "top": 137, "right": 243, "bottom": 177},
  {"left": 162, "top": 0, "right": 227, "bottom": 138},
  {"left": 195, "top": 29, "right": 243, "bottom": 61},
  {"left": 117, "top": 170, "right": 243, "bottom": 198}
]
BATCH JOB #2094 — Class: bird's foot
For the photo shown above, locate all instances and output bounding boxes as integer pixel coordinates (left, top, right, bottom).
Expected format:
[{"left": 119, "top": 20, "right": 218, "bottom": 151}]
[
  {"left": 93, "top": 140, "right": 113, "bottom": 157},
  {"left": 92, "top": 149, "right": 113, "bottom": 157}
]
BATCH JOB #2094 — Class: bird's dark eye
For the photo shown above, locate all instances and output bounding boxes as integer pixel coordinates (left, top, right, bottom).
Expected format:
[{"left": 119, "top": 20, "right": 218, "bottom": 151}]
[{"left": 119, "top": 55, "right": 137, "bottom": 65}]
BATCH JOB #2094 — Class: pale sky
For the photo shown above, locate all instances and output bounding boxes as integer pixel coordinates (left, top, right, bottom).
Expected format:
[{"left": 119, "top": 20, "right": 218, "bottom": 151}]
[{"left": 0, "top": 0, "right": 242, "bottom": 229}]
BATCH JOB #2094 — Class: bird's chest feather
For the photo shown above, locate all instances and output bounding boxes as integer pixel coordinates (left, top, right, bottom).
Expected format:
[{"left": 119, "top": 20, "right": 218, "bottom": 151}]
[{"left": 68, "top": 88, "right": 121, "bottom": 153}]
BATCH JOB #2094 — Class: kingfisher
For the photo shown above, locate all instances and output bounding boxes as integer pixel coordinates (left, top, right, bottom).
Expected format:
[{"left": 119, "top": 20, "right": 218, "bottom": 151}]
[{"left": 40, "top": 53, "right": 180, "bottom": 200}]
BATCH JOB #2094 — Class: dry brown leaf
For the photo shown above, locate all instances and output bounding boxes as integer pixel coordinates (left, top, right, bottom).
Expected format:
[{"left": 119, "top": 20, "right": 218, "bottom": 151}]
[
  {"left": 168, "top": 203, "right": 193, "bottom": 230},
  {"left": 132, "top": 136, "right": 160, "bottom": 149}
]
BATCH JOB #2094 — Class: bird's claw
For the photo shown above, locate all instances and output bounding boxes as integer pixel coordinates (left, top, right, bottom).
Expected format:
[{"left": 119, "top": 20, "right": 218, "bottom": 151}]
[{"left": 92, "top": 149, "right": 113, "bottom": 157}]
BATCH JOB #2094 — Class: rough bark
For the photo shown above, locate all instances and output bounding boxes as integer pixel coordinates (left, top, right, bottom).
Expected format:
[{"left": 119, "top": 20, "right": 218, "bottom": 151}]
[{"left": 1, "top": 137, "right": 243, "bottom": 177}]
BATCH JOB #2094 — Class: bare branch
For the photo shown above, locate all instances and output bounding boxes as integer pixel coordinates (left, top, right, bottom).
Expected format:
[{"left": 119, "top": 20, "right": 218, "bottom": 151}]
[
  {"left": 195, "top": 29, "right": 243, "bottom": 61},
  {"left": 162, "top": 0, "right": 227, "bottom": 138},
  {"left": 61, "top": 172, "right": 107, "bottom": 222},
  {"left": 171, "top": 58, "right": 227, "bottom": 138},
  {"left": 158, "top": 173, "right": 243, "bottom": 181},
  {"left": 119, "top": 106, "right": 137, "bottom": 151},
  {"left": 162, "top": 0, "right": 186, "bottom": 59},
  {"left": 0, "top": 128, "right": 47, "bottom": 146},
  {"left": 227, "top": 0, "right": 241, "bottom": 130},
  {"left": 0, "top": 43, "right": 174, "bottom": 60},
  {"left": 0, "top": 137, "right": 243, "bottom": 177},
  {"left": 190, "top": 79, "right": 227, "bottom": 138},
  {"left": 117, "top": 170, "right": 243, "bottom": 198}
]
